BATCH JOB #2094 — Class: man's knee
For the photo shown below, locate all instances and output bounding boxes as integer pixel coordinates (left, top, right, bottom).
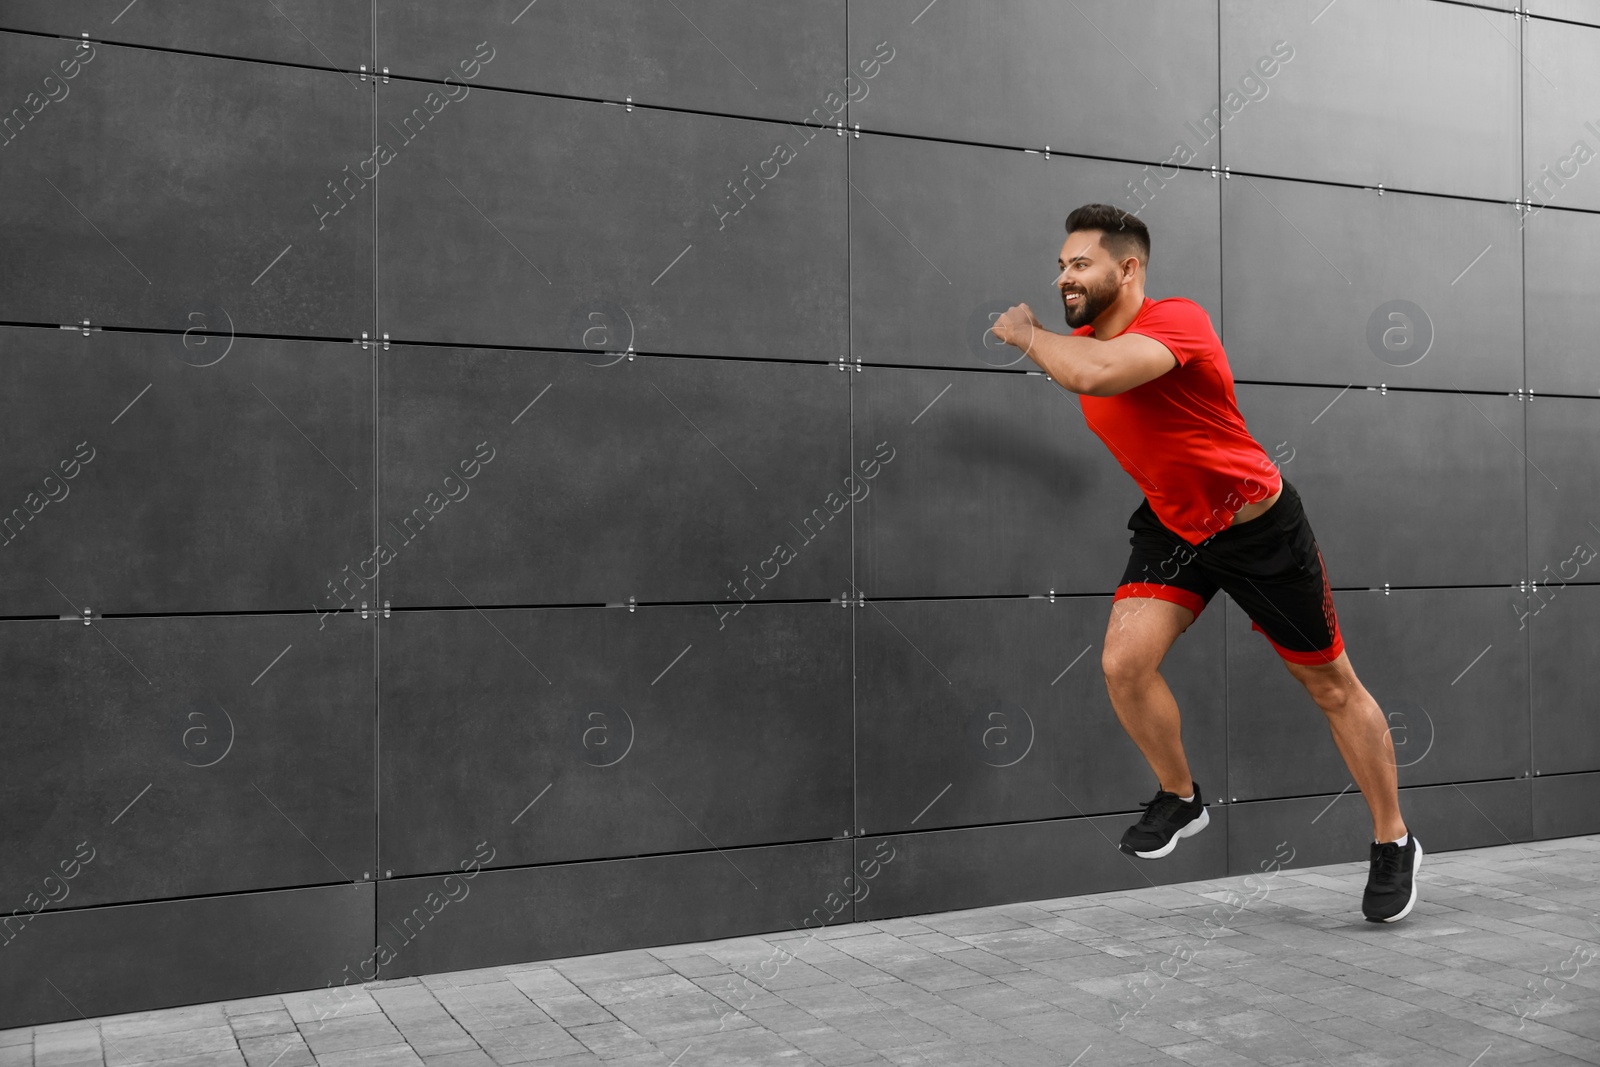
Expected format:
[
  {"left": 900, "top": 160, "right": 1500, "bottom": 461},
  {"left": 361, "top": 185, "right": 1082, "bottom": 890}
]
[
  {"left": 1295, "top": 666, "right": 1357, "bottom": 712},
  {"left": 1102, "top": 646, "right": 1157, "bottom": 690}
]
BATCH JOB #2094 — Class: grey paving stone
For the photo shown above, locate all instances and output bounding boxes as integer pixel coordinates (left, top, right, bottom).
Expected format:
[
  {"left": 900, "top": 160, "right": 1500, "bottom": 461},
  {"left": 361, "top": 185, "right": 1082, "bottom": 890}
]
[
  {"left": 99, "top": 1010, "right": 227, "bottom": 1043},
  {"left": 807, "top": 958, "right": 900, "bottom": 989},
  {"left": 418, "top": 1051, "right": 495, "bottom": 1067},
  {"left": 315, "top": 1044, "right": 425, "bottom": 1067},
  {"left": 519, "top": 997, "right": 610, "bottom": 1031},
  {"left": 298, "top": 1015, "right": 406, "bottom": 1057},
  {"left": 236, "top": 1033, "right": 312, "bottom": 1067},
  {"left": 384, "top": 1019, "right": 476, "bottom": 1058},
  {"left": 655, "top": 953, "right": 729, "bottom": 980},
  {"left": 497, "top": 971, "right": 579, "bottom": 1003},
  {"left": 473, "top": 1022, "right": 586, "bottom": 1066},
  {"left": 428, "top": 986, "right": 549, "bottom": 1033},
  {"left": 103, "top": 1027, "right": 234, "bottom": 1067},
  {"left": 281, "top": 990, "right": 383, "bottom": 1028},
  {"left": 217, "top": 1001, "right": 281, "bottom": 1020},
  {"left": 30, "top": 1027, "right": 100, "bottom": 1064},
  {"left": 562, "top": 1021, "right": 654, "bottom": 1060},
  {"left": 548, "top": 952, "right": 672, "bottom": 986},
  {"left": 139, "top": 1053, "right": 243, "bottom": 1067},
  {"left": 224, "top": 1013, "right": 294, "bottom": 1042},
  {"left": 570, "top": 973, "right": 701, "bottom": 1008}
]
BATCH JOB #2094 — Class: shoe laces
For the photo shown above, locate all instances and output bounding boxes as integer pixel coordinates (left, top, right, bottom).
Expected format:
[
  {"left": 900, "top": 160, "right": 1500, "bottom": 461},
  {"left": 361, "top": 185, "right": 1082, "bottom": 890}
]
[
  {"left": 1138, "top": 791, "right": 1188, "bottom": 826},
  {"left": 1372, "top": 841, "right": 1404, "bottom": 885}
]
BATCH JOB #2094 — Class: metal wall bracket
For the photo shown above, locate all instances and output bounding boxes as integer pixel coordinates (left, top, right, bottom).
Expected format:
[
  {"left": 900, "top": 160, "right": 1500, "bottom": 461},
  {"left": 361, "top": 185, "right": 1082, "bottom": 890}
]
[
  {"left": 1383, "top": 583, "right": 1390, "bottom": 595},
  {"left": 1223, "top": 166, "right": 1231, "bottom": 179},
  {"left": 1210, "top": 165, "right": 1219, "bottom": 179},
  {"left": 1044, "top": 145, "right": 1051, "bottom": 160},
  {"left": 1377, "top": 184, "right": 1384, "bottom": 196},
  {"left": 382, "top": 332, "right": 390, "bottom": 351},
  {"left": 359, "top": 331, "right": 370, "bottom": 350},
  {"left": 852, "top": 123, "right": 861, "bottom": 139},
  {"left": 82, "top": 606, "right": 92, "bottom": 626},
  {"left": 382, "top": 599, "right": 391, "bottom": 618},
  {"left": 627, "top": 595, "right": 636, "bottom": 613},
  {"left": 359, "top": 64, "right": 368, "bottom": 81},
  {"left": 361, "top": 600, "right": 369, "bottom": 620},
  {"left": 1047, "top": 588, "right": 1056, "bottom": 603},
  {"left": 838, "top": 592, "right": 864, "bottom": 608},
  {"left": 60, "top": 320, "right": 96, "bottom": 336},
  {"left": 837, "top": 355, "right": 849, "bottom": 373},
  {"left": 836, "top": 120, "right": 844, "bottom": 136},
  {"left": 381, "top": 67, "right": 390, "bottom": 84},
  {"left": 625, "top": 96, "right": 633, "bottom": 112},
  {"left": 1378, "top": 383, "right": 1387, "bottom": 395}
]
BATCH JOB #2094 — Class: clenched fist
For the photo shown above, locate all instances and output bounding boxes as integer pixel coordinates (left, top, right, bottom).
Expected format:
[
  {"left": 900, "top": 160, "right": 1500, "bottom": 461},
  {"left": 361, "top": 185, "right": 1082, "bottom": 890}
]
[{"left": 990, "top": 302, "right": 1042, "bottom": 352}]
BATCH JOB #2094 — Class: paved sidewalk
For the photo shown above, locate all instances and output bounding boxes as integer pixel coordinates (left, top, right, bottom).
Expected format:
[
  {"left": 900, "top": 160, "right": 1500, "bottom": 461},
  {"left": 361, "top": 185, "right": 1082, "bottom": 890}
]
[{"left": 4, "top": 837, "right": 1598, "bottom": 1067}]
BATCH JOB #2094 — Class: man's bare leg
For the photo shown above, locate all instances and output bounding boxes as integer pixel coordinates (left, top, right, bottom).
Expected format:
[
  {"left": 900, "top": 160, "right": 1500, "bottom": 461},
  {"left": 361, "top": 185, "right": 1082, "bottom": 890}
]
[
  {"left": 1102, "top": 597, "right": 1199, "bottom": 795},
  {"left": 1282, "top": 651, "right": 1406, "bottom": 842}
]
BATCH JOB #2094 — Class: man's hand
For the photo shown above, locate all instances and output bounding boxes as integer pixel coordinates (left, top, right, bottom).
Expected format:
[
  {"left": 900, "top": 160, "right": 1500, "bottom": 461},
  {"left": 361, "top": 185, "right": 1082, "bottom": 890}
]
[{"left": 991, "top": 302, "right": 1043, "bottom": 353}]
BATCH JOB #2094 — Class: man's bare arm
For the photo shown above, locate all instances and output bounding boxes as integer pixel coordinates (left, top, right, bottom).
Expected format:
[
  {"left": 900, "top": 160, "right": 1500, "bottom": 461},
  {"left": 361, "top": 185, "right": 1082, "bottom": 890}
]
[{"left": 991, "top": 303, "right": 1178, "bottom": 396}]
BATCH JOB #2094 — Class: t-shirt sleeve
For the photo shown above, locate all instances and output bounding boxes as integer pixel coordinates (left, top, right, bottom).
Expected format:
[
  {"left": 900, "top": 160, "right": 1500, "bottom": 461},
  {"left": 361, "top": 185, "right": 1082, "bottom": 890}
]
[{"left": 1124, "top": 300, "right": 1217, "bottom": 368}]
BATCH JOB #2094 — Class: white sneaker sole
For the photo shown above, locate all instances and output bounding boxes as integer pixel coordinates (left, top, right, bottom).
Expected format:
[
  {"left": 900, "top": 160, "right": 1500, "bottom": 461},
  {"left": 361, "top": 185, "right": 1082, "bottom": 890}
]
[
  {"left": 1378, "top": 838, "right": 1423, "bottom": 922},
  {"left": 1130, "top": 805, "right": 1209, "bottom": 860}
]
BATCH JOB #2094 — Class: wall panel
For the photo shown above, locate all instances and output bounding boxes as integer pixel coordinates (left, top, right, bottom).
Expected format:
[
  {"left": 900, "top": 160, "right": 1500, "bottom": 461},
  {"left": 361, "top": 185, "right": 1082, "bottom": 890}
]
[
  {"left": 377, "top": 0, "right": 844, "bottom": 121},
  {"left": 1220, "top": 176, "right": 1522, "bottom": 392},
  {"left": 1527, "top": 394, "right": 1600, "bottom": 594},
  {"left": 0, "top": 34, "right": 373, "bottom": 337},
  {"left": 378, "top": 604, "right": 851, "bottom": 874},
  {"left": 1219, "top": 0, "right": 1520, "bottom": 201},
  {"left": 0, "top": 330, "right": 373, "bottom": 617},
  {"left": 849, "top": 133, "right": 1223, "bottom": 370},
  {"left": 0, "top": 884, "right": 373, "bottom": 1029},
  {"left": 854, "top": 810, "right": 1230, "bottom": 922},
  {"left": 1222, "top": 590, "right": 1529, "bottom": 802},
  {"left": 375, "top": 841, "right": 852, "bottom": 979},
  {"left": 1524, "top": 17, "right": 1600, "bottom": 214},
  {"left": 374, "top": 85, "right": 846, "bottom": 360},
  {"left": 1526, "top": 206, "right": 1600, "bottom": 396},
  {"left": 1529, "top": 585, "right": 1600, "bottom": 778},
  {"left": 1226, "top": 779, "right": 1532, "bottom": 875},
  {"left": 848, "top": 0, "right": 1220, "bottom": 165},
  {"left": 1533, "top": 772, "right": 1600, "bottom": 839},
  {"left": 1234, "top": 384, "right": 1525, "bottom": 589},
  {"left": 0, "top": 613, "right": 375, "bottom": 910},
  {"left": 0, "top": 2, "right": 370, "bottom": 69},
  {"left": 378, "top": 346, "right": 849, "bottom": 607},
  {"left": 855, "top": 595, "right": 1225, "bottom": 834}
]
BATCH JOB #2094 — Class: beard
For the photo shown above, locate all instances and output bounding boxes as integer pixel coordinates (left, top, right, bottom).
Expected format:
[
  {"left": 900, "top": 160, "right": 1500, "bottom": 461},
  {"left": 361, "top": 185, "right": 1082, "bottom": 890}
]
[{"left": 1061, "top": 270, "right": 1118, "bottom": 330}]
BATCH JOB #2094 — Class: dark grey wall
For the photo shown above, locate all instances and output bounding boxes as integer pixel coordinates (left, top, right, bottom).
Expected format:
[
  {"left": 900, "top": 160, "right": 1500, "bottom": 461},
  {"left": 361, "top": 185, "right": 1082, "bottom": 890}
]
[{"left": 2, "top": 0, "right": 1597, "bottom": 1026}]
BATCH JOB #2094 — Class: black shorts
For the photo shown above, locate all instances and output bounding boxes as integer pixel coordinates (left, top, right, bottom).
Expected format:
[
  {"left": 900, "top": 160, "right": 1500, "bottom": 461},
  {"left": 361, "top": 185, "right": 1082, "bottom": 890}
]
[{"left": 1114, "top": 478, "right": 1343, "bottom": 665}]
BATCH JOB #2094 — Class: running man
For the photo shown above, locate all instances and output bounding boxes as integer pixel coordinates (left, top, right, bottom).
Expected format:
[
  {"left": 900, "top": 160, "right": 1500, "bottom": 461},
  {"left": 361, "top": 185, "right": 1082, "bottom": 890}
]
[{"left": 990, "top": 203, "right": 1419, "bottom": 923}]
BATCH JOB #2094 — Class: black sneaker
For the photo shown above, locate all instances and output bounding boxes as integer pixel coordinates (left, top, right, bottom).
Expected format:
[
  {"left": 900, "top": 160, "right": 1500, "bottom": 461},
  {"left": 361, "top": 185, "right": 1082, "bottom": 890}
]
[
  {"left": 1363, "top": 833, "right": 1422, "bottom": 922},
  {"left": 1119, "top": 781, "right": 1209, "bottom": 859}
]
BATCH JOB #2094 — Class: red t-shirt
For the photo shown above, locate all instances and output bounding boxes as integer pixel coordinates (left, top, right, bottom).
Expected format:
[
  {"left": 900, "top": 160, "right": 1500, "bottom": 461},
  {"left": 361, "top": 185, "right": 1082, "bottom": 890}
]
[{"left": 1076, "top": 296, "right": 1281, "bottom": 546}]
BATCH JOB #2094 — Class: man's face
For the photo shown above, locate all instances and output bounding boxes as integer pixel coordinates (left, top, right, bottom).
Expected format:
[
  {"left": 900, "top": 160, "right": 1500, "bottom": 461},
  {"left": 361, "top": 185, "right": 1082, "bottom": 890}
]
[{"left": 1056, "top": 231, "right": 1124, "bottom": 330}]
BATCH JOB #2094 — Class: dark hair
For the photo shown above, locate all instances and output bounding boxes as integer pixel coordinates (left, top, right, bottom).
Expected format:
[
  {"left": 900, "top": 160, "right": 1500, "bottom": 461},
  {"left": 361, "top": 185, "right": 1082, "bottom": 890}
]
[{"left": 1064, "top": 203, "right": 1150, "bottom": 267}]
